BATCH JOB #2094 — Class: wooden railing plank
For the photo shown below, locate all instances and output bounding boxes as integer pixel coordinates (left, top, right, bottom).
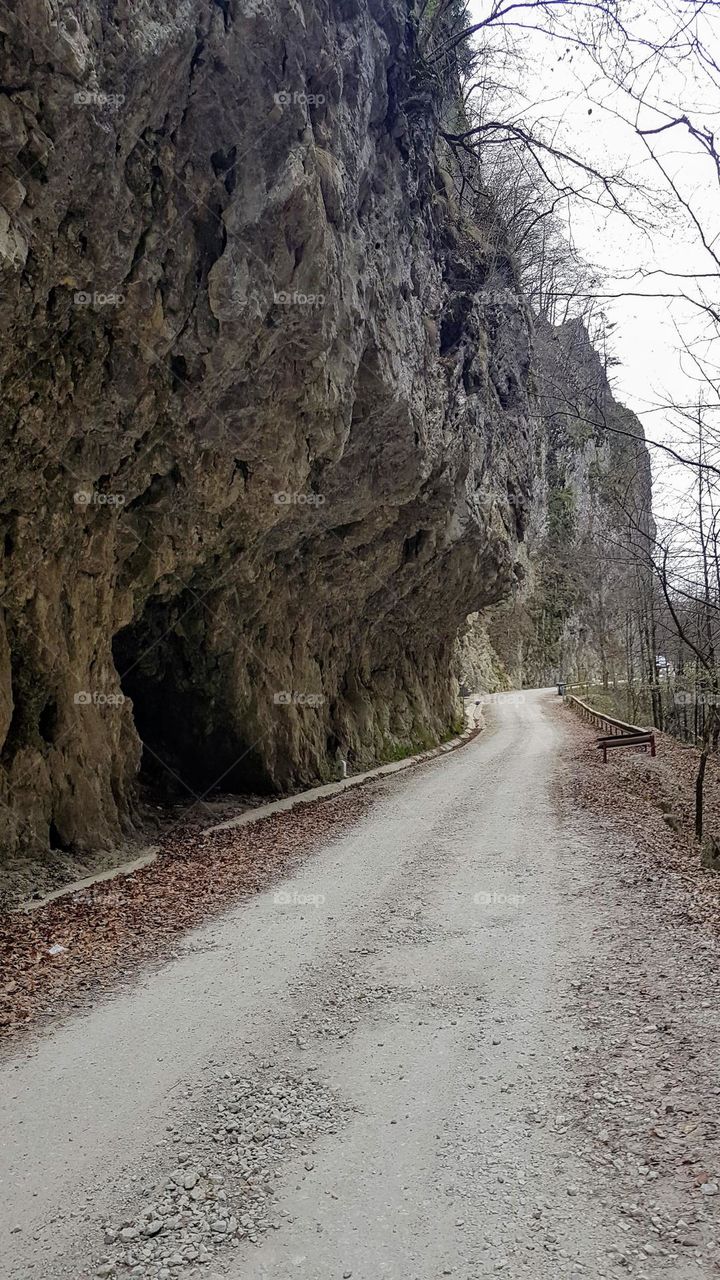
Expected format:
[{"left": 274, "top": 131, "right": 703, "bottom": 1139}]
[{"left": 563, "top": 693, "right": 656, "bottom": 762}]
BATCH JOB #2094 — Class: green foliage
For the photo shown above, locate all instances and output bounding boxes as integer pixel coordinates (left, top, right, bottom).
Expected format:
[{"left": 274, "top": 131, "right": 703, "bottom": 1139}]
[
  {"left": 381, "top": 729, "right": 437, "bottom": 762},
  {"left": 416, "top": 0, "right": 477, "bottom": 77},
  {"left": 564, "top": 416, "right": 594, "bottom": 448},
  {"left": 547, "top": 485, "right": 576, "bottom": 544},
  {"left": 422, "top": 0, "right": 442, "bottom": 22},
  {"left": 587, "top": 458, "right": 605, "bottom": 495},
  {"left": 522, "top": 483, "right": 582, "bottom": 676}
]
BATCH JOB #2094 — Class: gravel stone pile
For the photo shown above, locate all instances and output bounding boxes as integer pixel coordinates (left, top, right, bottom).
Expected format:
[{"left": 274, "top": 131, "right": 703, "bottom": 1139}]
[{"left": 96, "top": 1070, "right": 344, "bottom": 1279}]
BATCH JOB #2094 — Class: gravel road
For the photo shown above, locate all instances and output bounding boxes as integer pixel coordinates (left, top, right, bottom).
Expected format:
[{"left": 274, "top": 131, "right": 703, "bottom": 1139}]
[{"left": 1, "top": 689, "right": 718, "bottom": 1280}]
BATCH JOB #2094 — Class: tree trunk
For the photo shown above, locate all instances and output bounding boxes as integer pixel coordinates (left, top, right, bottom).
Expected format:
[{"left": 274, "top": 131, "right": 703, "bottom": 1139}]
[
  {"left": 695, "top": 709, "right": 717, "bottom": 844},
  {"left": 696, "top": 748, "right": 708, "bottom": 841}
]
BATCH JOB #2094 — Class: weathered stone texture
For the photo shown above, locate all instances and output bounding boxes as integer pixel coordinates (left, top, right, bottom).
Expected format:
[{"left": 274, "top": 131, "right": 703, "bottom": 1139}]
[{"left": 0, "top": 0, "right": 533, "bottom": 863}]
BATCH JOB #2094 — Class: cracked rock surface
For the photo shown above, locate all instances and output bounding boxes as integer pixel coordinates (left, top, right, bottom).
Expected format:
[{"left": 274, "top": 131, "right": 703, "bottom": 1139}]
[{"left": 0, "top": 0, "right": 532, "bottom": 868}]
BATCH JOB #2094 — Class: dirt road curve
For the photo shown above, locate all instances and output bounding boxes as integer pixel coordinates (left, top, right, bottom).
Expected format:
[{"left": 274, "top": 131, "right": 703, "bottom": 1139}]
[{"left": 1, "top": 690, "right": 719, "bottom": 1279}]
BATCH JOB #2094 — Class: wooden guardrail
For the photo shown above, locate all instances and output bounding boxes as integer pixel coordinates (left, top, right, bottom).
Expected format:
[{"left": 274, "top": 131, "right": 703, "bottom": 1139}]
[{"left": 565, "top": 693, "right": 656, "bottom": 763}]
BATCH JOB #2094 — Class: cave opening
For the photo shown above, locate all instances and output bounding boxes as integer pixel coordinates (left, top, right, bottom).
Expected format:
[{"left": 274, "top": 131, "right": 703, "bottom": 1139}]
[
  {"left": 38, "top": 698, "right": 59, "bottom": 744},
  {"left": 49, "top": 820, "right": 73, "bottom": 853},
  {"left": 112, "top": 602, "right": 275, "bottom": 803}
]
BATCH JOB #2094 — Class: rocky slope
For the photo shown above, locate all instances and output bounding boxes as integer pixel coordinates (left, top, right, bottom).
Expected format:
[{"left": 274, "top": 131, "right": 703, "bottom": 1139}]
[
  {"left": 467, "top": 318, "right": 654, "bottom": 690},
  {"left": 455, "top": 611, "right": 512, "bottom": 695},
  {"left": 0, "top": 0, "right": 534, "bottom": 872}
]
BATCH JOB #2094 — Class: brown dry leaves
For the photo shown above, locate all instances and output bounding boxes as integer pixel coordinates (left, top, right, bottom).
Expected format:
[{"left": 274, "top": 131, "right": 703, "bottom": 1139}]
[
  {"left": 0, "top": 786, "right": 376, "bottom": 1044},
  {"left": 556, "top": 702, "right": 720, "bottom": 937}
]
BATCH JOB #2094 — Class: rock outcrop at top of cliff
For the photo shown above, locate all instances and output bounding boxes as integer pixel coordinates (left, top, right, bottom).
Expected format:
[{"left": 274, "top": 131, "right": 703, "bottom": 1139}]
[{"left": 0, "top": 0, "right": 533, "bottom": 870}]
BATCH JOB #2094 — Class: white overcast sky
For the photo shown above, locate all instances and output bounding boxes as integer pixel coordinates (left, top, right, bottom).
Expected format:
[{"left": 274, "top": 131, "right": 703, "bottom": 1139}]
[{"left": 467, "top": 0, "right": 720, "bottom": 517}]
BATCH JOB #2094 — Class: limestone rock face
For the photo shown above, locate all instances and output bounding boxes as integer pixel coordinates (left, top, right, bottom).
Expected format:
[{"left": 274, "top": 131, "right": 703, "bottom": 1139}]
[
  {"left": 0, "top": 0, "right": 533, "bottom": 865},
  {"left": 477, "top": 318, "right": 654, "bottom": 687},
  {"left": 455, "top": 613, "right": 513, "bottom": 695}
]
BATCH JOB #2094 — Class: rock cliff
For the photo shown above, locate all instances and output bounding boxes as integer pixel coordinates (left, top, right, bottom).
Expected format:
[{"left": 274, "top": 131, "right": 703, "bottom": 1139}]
[
  {"left": 469, "top": 318, "right": 654, "bottom": 690},
  {"left": 0, "top": 0, "right": 534, "bottom": 871}
]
